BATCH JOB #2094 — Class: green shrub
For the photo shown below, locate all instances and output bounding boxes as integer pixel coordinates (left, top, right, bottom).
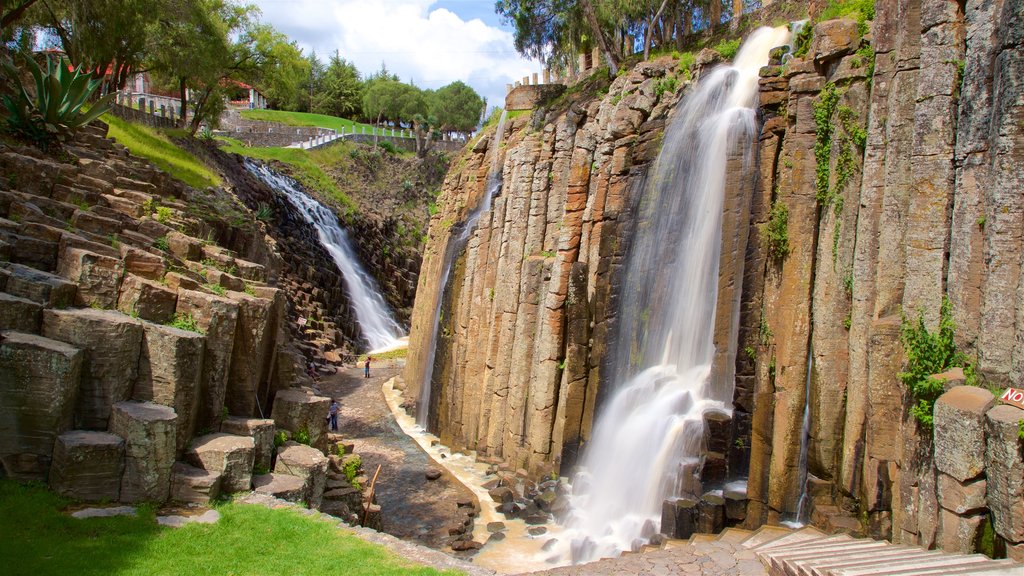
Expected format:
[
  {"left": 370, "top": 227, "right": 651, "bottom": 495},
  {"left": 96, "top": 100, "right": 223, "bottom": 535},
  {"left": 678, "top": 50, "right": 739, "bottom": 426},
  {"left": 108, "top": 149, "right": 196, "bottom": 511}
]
[
  {"left": 273, "top": 430, "right": 288, "bottom": 447},
  {"left": 204, "top": 283, "right": 226, "bottom": 296},
  {"left": 712, "top": 39, "right": 741, "bottom": 60},
  {"left": 342, "top": 455, "right": 362, "bottom": 489},
  {"left": 1, "top": 52, "right": 115, "bottom": 150},
  {"left": 899, "top": 297, "right": 973, "bottom": 429},
  {"left": 255, "top": 202, "right": 273, "bottom": 222},
  {"left": 820, "top": 0, "right": 875, "bottom": 34},
  {"left": 814, "top": 82, "right": 841, "bottom": 207},
  {"left": 654, "top": 76, "right": 678, "bottom": 98},
  {"left": 294, "top": 426, "right": 311, "bottom": 446},
  {"left": 167, "top": 312, "right": 203, "bottom": 334},
  {"left": 377, "top": 140, "right": 398, "bottom": 154},
  {"left": 155, "top": 206, "right": 173, "bottom": 224},
  {"left": 761, "top": 201, "right": 790, "bottom": 261},
  {"left": 677, "top": 52, "right": 696, "bottom": 81}
]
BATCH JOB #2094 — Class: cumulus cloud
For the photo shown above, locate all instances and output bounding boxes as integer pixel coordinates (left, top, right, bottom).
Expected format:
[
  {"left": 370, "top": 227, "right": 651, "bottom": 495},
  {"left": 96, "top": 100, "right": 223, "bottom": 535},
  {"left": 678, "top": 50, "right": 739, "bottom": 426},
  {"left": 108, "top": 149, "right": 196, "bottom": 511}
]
[{"left": 249, "top": 0, "right": 540, "bottom": 109}]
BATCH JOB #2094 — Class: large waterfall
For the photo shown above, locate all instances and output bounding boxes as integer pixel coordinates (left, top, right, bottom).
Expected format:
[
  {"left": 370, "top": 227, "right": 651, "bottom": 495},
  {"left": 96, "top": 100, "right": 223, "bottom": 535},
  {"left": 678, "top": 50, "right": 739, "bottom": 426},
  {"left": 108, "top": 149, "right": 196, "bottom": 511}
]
[
  {"left": 556, "top": 26, "right": 792, "bottom": 563},
  {"left": 416, "top": 110, "right": 507, "bottom": 427},
  {"left": 246, "top": 160, "right": 405, "bottom": 351}
]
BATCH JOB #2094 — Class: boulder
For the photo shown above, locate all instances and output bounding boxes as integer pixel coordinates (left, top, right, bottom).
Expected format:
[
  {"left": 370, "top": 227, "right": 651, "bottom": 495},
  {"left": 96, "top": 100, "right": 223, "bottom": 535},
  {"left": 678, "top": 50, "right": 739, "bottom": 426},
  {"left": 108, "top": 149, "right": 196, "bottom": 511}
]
[
  {"left": 120, "top": 246, "right": 166, "bottom": 281},
  {"left": 0, "top": 292, "right": 42, "bottom": 333},
  {"left": 57, "top": 247, "right": 122, "bottom": 309},
  {"left": 0, "top": 332, "right": 82, "bottom": 480},
  {"left": 220, "top": 417, "right": 275, "bottom": 471},
  {"left": 985, "top": 404, "right": 1024, "bottom": 542},
  {"left": 49, "top": 431, "right": 124, "bottom": 502},
  {"left": 42, "top": 308, "right": 143, "bottom": 430},
  {"left": 135, "top": 322, "right": 205, "bottom": 452},
  {"left": 937, "top": 473, "right": 987, "bottom": 515},
  {"left": 166, "top": 231, "right": 201, "bottom": 261},
  {"left": 661, "top": 497, "right": 698, "bottom": 539},
  {"left": 810, "top": 18, "right": 860, "bottom": 64},
  {"left": 270, "top": 388, "right": 330, "bottom": 451},
  {"left": 934, "top": 386, "right": 995, "bottom": 482},
  {"left": 109, "top": 401, "right": 177, "bottom": 503},
  {"left": 253, "top": 473, "right": 306, "bottom": 503},
  {"left": 938, "top": 508, "right": 986, "bottom": 555},
  {"left": 2, "top": 262, "right": 76, "bottom": 307},
  {"left": 185, "top": 433, "right": 255, "bottom": 493},
  {"left": 175, "top": 289, "right": 239, "bottom": 431},
  {"left": 117, "top": 274, "right": 177, "bottom": 323},
  {"left": 274, "top": 441, "right": 328, "bottom": 509},
  {"left": 169, "top": 461, "right": 222, "bottom": 504}
]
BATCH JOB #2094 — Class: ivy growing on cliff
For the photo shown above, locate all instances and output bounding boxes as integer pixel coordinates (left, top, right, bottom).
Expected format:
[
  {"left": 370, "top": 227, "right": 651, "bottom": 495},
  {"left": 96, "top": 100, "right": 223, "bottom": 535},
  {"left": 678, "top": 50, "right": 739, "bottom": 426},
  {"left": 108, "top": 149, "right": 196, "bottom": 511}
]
[
  {"left": 762, "top": 200, "right": 791, "bottom": 261},
  {"left": 899, "top": 297, "right": 975, "bottom": 429},
  {"left": 814, "top": 82, "right": 841, "bottom": 208}
]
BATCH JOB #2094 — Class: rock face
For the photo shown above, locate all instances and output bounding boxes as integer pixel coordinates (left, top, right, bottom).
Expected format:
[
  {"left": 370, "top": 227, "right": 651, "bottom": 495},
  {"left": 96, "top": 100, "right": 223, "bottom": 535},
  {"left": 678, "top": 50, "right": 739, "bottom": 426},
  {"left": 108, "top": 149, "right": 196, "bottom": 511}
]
[
  {"left": 0, "top": 332, "right": 83, "bottom": 479},
  {"left": 270, "top": 388, "right": 330, "bottom": 451},
  {"left": 49, "top": 431, "right": 125, "bottom": 502},
  {"left": 404, "top": 55, "right": 681, "bottom": 474},
  {"left": 273, "top": 441, "right": 328, "bottom": 508},
  {"left": 934, "top": 386, "right": 995, "bottom": 482},
  {"left": 109, "top": 401, "right": 177, "bottom": 503},
  {"left": 220, "top": 416, "right": 275, "bottom": 471},
  {"left": 41, "top": 308, "right": 143, "bottom": 430},
  {"left": 135, "top": 322, "right": 205, "bottom": 452}
]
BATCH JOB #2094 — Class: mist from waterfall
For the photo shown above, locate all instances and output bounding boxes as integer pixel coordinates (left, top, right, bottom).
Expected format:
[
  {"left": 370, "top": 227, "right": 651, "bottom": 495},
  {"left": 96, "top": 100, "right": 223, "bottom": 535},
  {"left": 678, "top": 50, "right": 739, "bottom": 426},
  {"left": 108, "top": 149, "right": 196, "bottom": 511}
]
[
  {"left": 417, "top": 110, "right": 508, "bottom": 427},
  {"left": 554, "top": 26, "right": 793, "bottom": 564},
  {"left": 246, "top": 160, "right": 404, "bottom": 351}
]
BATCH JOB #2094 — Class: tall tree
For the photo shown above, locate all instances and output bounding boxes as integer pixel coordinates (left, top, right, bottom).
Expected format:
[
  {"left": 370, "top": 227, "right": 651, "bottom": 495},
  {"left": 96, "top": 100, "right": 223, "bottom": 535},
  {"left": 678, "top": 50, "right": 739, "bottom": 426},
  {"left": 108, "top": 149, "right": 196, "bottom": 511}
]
[
  {"left": 248, "top": 24, "right": 307, "bottom": 111},
  {"left": 431, "top": 80, "right": 484, "bottom": 137},
  {"left": 314, "top": 50, "right": 362, "bottom": 117}
]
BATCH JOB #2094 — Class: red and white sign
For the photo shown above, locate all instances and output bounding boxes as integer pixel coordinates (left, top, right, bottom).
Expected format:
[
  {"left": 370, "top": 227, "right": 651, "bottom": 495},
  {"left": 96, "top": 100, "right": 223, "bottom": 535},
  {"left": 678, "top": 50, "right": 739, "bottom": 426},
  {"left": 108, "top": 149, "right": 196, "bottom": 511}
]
[{"left": 999, "top": 387, "right": 1024, "bottom": 410}]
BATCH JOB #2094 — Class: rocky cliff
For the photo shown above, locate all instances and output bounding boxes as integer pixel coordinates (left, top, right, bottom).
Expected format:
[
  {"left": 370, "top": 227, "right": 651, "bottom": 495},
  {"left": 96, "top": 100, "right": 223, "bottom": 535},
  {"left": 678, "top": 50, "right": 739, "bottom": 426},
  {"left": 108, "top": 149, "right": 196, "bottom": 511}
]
[{"left": 404, "top": 0, "right": 1024, "bottom": 560}]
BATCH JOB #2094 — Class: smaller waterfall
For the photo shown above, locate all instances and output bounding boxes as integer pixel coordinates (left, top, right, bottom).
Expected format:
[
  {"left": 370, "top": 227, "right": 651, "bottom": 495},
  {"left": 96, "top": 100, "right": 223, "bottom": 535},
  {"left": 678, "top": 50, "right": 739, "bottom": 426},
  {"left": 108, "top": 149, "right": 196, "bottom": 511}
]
[
  {"left": 246, "top": 160, "right": 404, "bottom": 351},
  {"left": 789, "top": 346, "right": 814, "bottom": 526},
  {"left": 416, "top": 110, "right": 507, "bottom": 427}
]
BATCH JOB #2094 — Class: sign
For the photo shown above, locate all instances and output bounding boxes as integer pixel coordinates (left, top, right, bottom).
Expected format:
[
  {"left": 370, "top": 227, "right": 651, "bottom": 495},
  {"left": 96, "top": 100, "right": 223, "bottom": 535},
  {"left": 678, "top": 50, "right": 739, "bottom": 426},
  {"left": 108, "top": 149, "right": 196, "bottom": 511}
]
[
  {"left": 296, "top": 317, "right": 307, "bottom": 327},
  {"left": 999, "top": 387, "right": 1024, "bottom": 410}
]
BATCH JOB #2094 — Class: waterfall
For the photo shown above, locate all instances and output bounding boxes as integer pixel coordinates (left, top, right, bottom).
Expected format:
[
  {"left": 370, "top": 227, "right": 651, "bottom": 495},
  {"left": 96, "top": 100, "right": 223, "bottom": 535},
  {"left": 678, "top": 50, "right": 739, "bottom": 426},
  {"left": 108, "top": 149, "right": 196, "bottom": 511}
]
[
  {"left": 555, "top": 26, "right": 793, "bottom": 564},
  {"left": 788, "top": 346, "right": 814, "bottom": 527},
  {"left": 245, "top": 160, "right": 404, "bottom": 351},
  {"left": 416, "top": 110, "right": 507, "bottom": 427}
]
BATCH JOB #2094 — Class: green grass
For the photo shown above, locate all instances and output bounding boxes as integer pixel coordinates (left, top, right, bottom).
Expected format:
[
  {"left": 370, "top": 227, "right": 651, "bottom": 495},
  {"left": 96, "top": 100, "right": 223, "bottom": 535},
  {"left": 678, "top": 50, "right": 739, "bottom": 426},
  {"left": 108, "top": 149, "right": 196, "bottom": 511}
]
[
  {"left": 240, "top": 109, "right": 377, "bottom": 135},
  {"left": 103, "top": 114, "right": 221, "bottom": 190},
  {"left": 0, "top": 480, "right": 460, "bottom": 576},
  {"left": 218, "top": 136, "right": 356, "bottom": 213}
]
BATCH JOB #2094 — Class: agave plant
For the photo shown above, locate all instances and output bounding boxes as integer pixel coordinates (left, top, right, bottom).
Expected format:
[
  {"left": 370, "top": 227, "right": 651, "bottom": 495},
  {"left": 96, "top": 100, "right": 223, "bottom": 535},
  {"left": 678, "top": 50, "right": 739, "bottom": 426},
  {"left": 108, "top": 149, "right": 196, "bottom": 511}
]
[{"left": 1, "top": 52, "right": 116, "bottom": 149}]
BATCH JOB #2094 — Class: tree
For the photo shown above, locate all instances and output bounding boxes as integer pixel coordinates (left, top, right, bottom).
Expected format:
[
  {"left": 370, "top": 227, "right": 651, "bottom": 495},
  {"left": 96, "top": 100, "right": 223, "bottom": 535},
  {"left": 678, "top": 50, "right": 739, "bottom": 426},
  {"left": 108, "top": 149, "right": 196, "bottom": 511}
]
[
  {"left": 313, "top": 50, "right": 361, "bottom": 117},
  {"left": 297, "top": 50, "right": 324, "bottom": 113},
  {"left": 1, "top": 0, "right": 39, "bottom": 28},
  {"left": 248, "top": 24, "right": 307, "bottom": 111},
  {"left": 431, "top": 81, "right": 484, "bottom": 137}
]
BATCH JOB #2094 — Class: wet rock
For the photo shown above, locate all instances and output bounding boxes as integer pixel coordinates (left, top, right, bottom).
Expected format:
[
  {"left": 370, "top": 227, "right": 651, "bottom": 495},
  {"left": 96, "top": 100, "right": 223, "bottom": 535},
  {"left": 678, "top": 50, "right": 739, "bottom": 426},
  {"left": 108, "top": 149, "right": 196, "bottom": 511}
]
[
  {"left": 486, "top": 521, "right": 506, "bottom": 533},
  {"left": 528, "top": 526, "right": 548, "bottom": 536},
  {"left": 488, "top": 486, "right": 515, "bottom": 504}
]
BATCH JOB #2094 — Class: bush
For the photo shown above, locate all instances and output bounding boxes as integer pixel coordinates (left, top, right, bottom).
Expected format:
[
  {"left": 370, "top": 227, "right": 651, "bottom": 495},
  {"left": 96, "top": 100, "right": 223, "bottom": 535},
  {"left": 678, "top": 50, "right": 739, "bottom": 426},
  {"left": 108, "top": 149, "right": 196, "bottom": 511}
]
[
  {"left": 342, "top": 455, "right": 362, "bottom": 489},
  {"left": 167, "top": 313, "right": 203, "bottom": 334},
  {"left": 899, "top": 297, "right": 973, "bottom": 429},
  {"left": 820, "top": 0, "right": 875, "bottom": 34},
  {"left": 1, "top": 52, "right": 116, "bottom": 150},
  {"left": 294, "top": 426, "right": 311, "bottom": 446},
  {"left": 377, "top": 140, "right": 398, "bottom": 154},
  {"left": 273, "top": 430, "right": 288, "bottom": 447},
  {"left": 713, "top": 39, "right": 742, "bottom": 60}
]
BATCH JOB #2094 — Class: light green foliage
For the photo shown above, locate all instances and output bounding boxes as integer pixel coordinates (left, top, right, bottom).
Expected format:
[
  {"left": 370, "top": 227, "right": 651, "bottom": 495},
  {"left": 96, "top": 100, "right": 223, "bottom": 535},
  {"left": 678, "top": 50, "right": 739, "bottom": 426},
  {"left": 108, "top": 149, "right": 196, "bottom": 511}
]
[
  {"left": 1, "top": 52, "right": 115, "bottom": 149},
  {"left": 1018, "top": 419, "right": 1024, "bottom": 441},
  {"left": 676, "top": 52, "right": 696, "bottom": 82},
  {"left": 343, "top": 455, "right": 362, "bottom": 490},
  {"left": 819, "top": 0, "right": 876, "bottom": 35},
  {"left": 899, "top": 297, "right": 974, "bottom": 429},
  {"left": 851, "top": 44, "right": 876, "bottom": 81},
  {"left": 713, "top": 39, "right": 741, "bottom": 60},
  {"left": 744, "top": 346, "right": 756, "bottom": 360},
  {"left": 0, "top": 480, "right": 457, "bottom": 576},
  {"left": 793, "top": 24, "right": 813, "bottom": 58},
  {"left": 654, "top": 76, "right": 678, "bottom": 98},
  {"left": 273, "top": 430, "right": 288, "bottom": 447},
  {"left": 759, "top": 313, "right": 774, "bottom": 346},
  {"left": 294, "top": 426, "right": 311, "bottom": 446},
  {"left": 312, "top": 51, "right": 363, "bottom": 117},
  {"left": 814, "top": 82, "right": 841, "bottom": 206},
  {"left": 762, "top": 201, "right": 791, "bottom": 261},
  {"left": 204, "top": 283, "right": 227, "bottom": 296},
  {"left": 976, "top": 215, "right": 986, "bottom": 229},
  {"left": 432, "top": 81, "right": 485, "bottom": 137},
  {"left": 167, "top": 312, "right": 204, "bottom": 334},
  {"left": 105, "top": 115, "right": 221, "bottom": 189},
  {"left": 239, "top": 109, "right": 374, "bottom": 135},
  {"left": 109, "top": 233, "right": 120, "bottom": 249},
  {"left": 255, "top": 202, "right": 273, "bottom": 222}
]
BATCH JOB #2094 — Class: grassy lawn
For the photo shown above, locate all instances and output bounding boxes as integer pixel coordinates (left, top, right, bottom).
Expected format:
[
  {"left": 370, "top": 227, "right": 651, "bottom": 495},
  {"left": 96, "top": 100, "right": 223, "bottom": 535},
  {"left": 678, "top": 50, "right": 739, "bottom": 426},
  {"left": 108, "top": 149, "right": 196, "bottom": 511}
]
[
  {"left": 0, "top": 480, "right": 460, "bottom": 576},
  {"left": 218, "top": 136, "right": 357, "bottom": 213},
  {"left": 239, "top": 109, "right": 378, "bottom": 135},
  {"left": 103, "top": 114, "right": 222, "bottom": 190}
]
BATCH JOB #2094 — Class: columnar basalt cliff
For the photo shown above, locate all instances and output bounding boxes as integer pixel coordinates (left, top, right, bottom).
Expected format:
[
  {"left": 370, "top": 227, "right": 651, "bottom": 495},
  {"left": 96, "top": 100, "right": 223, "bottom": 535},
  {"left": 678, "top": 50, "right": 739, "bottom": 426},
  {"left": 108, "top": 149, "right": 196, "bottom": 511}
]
[{"left": 405, "top": 0, "right": 1024, "bottom": 561}]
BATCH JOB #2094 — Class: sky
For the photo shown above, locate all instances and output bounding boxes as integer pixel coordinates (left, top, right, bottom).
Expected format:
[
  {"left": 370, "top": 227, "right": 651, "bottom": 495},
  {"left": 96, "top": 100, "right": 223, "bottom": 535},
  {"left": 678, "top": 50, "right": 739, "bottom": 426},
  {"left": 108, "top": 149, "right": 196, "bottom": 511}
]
[{"left": 248, "top": 0, "right": 541, "bottom": 111}]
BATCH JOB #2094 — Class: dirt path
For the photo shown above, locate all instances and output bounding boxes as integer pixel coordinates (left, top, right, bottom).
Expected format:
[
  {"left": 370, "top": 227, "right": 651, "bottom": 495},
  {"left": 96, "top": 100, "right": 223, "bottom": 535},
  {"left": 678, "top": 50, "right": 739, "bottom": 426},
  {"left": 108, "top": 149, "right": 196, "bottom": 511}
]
[{"left": 316, "top": 359, "right": 477, "bottom": 551}]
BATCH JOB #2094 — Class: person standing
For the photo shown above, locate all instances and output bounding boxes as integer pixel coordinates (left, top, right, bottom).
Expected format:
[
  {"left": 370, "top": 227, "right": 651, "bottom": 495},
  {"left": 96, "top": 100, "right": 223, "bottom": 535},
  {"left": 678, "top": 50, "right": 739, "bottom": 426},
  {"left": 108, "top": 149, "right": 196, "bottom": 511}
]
[
  {"left": 328, "top": 399, "right": 339, "bottom": 431},
  {"left": 364, "top": 356, "right": 372, "bottom": 379}
]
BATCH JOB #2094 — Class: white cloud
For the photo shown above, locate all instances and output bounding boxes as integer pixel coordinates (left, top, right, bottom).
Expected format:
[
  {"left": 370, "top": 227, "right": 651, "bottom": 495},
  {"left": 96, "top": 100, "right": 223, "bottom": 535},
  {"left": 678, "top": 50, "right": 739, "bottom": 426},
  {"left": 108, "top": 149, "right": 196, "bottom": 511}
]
[{"left": 249, "top": 0, "right": 540, "bottom": 109}]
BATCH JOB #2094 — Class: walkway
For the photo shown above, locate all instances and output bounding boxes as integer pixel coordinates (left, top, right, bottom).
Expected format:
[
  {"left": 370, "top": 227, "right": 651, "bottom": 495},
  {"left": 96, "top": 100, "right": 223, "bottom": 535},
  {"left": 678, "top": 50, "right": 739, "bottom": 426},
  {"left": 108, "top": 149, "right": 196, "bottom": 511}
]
[{"left": 315, "top": 360, "right": 479, "bottom": 551}]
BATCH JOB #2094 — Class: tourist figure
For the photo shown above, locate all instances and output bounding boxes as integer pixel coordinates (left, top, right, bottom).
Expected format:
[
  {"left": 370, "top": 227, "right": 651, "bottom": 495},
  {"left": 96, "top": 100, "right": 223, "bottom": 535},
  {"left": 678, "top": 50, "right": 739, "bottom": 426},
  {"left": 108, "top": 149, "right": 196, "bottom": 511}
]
[
  {"left": 364, "top": 356, "right": 372, "bottom": 379},
  {"left": 328, "top": 399, "right": 339, "bottom": 431}
]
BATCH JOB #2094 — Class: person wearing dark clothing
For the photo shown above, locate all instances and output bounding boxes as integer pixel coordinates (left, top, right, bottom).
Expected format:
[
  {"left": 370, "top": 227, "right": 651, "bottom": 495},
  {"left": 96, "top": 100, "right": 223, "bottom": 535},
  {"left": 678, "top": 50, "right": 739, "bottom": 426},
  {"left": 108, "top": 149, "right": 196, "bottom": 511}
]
[
  {"left": 364, "top": 357, "right": 372, "bottom": 378},
  {"left": 328, "top": 399, "right": 339, "bottom": 431}
]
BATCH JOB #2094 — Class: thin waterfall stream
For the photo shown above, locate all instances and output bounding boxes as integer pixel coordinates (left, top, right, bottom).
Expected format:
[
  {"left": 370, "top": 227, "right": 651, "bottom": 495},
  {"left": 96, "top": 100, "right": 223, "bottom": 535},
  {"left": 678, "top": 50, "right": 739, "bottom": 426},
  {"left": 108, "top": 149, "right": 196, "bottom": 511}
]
[
  {"left": 245, "top": 160, "right": 405, "bottom": 351},
  {"left": 549, "top": 26, "right": 793, "bottom": 564},
  {"left": 416, "top": 110, "right": 507, "bottom": 427}
]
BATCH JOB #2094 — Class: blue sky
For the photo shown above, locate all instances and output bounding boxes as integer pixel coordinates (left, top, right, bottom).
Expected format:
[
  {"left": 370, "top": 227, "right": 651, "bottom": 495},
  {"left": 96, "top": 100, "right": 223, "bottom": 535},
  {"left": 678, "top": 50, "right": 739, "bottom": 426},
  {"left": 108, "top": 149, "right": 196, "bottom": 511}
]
[{"left": 248, "top": 0, "right": 539, "bottom": 110}]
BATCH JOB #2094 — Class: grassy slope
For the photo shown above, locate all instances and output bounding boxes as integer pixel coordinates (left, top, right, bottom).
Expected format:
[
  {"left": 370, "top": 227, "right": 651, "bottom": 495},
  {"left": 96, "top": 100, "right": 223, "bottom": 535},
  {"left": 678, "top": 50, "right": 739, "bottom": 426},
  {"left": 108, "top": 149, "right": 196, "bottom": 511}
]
[
  {"left": 0, "top": 481, "right": 459, "bottom": 576},
  {"left": 217, "top": 136, "right": 358, "bottom": 213},
  {"left": 239, "top": 109, "right": 377, "bottom": 134},
  {"left": 103, "top": 114, "right": 222, "bottom": 190}
]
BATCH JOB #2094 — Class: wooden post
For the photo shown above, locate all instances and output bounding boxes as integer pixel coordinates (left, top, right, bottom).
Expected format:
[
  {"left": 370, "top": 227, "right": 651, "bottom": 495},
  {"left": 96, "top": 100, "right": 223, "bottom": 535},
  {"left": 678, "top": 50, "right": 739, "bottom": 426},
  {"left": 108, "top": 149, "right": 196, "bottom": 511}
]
[{"left": 361, "top": 464, "right": 383, "bottom": 527}]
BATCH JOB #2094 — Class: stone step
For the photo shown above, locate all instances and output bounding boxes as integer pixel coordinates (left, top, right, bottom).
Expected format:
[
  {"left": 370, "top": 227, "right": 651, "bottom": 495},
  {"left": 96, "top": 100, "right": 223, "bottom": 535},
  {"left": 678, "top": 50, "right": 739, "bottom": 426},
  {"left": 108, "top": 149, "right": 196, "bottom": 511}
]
[
  {"left": 742, "top": 525, "right": 794, "bottom": 549},
  {"left": 830, "top": 553, "right": 1009, "bottom": 576},
  {"left": 717, "top": 527, "right": 755, "bottom": 544},
  {"left": 763, "top": 537, "right": 887, "bottom": 570},
  {"left": 750, "top": 527, "right": 827, "bottom": 552},
  {"left": 796, "top": 546, "right": 933, "bottom": 576}
]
